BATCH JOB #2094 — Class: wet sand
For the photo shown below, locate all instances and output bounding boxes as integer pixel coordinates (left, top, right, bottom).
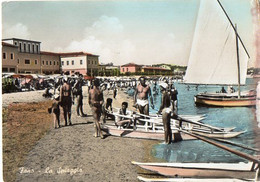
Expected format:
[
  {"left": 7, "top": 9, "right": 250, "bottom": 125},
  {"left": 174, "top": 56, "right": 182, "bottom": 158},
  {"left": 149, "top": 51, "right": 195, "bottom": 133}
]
[{"left": 2, "top": 86, "right": 158, "bottom": 182}]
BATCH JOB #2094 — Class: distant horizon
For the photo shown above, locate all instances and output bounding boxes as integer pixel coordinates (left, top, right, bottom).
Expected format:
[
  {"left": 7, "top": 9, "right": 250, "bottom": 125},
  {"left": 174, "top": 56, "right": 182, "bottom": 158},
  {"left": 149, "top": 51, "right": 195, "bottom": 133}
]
[{"left": 2, "top": 0, "right": 258, "bottom": 67}]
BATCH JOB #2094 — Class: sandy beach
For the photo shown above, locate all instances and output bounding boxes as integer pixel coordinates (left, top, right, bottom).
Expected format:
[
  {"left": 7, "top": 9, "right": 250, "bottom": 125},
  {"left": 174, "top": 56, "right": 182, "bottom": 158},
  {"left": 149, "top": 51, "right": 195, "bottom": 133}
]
[{"left": 2, "top": 86, "right": 158, "bottom": 182}]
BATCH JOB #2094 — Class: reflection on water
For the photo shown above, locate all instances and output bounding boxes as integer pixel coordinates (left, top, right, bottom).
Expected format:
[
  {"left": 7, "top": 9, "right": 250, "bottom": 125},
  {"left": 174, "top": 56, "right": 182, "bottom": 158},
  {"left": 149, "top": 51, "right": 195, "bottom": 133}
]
[{"left": 147, "top": 78, "right": 260, "bottom": 163}]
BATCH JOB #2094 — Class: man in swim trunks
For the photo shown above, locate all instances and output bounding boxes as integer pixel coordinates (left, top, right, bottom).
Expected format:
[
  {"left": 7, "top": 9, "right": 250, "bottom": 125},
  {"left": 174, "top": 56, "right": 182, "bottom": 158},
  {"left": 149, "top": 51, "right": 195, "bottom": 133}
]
[
  {"left": 134, "top": 76, "right": 154, "bottom": 118},
  {"left": 89, "top": 79, "right": 104, "bottom": 139}
]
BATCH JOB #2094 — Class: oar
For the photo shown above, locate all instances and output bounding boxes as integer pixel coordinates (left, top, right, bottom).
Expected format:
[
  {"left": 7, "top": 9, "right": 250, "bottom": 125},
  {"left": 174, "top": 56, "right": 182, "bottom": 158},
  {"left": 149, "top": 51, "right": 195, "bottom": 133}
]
[
  {"left": 178, "top": 128, "right": 260, "bottom": 166},
  {"left": 212, "top": 138, "right": 260, "bottom": 152},
  {"left": 177, "top": 117, "right": 228, "bottom": 132}
]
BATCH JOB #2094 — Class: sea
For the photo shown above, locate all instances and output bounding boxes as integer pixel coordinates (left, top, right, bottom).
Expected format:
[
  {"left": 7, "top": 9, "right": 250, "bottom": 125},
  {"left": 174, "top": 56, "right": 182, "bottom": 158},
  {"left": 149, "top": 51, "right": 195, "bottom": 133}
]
[{"left": 127, "top": 77, "right": 260, "bottom": 163}]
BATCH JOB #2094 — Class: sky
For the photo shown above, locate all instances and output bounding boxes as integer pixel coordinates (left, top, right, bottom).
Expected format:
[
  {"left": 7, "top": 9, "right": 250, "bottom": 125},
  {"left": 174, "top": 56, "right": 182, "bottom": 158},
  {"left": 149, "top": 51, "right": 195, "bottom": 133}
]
[{"left": 1, "top": 0, "right": 258, "bottom": 67}]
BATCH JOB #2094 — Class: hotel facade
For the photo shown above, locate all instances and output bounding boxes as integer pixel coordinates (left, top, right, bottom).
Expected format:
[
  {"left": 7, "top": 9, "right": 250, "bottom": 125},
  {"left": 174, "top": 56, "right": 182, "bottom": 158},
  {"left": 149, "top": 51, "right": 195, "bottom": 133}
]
[{"left": 2, "top": 38, "right": 100, "bottom": 76}]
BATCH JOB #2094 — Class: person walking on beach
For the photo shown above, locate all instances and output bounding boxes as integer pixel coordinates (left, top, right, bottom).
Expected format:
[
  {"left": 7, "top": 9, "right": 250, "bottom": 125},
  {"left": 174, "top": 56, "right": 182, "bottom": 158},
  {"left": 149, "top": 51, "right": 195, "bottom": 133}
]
[
  {"left": 89, "top": 79, "right": 104, "bottom": 139},
  {"left": 73, "top": 74, "right": 87, "bottom": 117},
  {"left": 60, "top": 76, "right": 73, "bottom": 126},
  {"left": 113, "top": 86, "right": 117, "bottom": 99},
  {"left": 134, "top": 76, "right": 154, "bottom": 118}
]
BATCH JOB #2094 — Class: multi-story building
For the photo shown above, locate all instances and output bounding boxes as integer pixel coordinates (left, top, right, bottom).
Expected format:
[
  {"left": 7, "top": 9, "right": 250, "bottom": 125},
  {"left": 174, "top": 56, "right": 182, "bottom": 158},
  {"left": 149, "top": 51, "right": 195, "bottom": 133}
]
[
  {"left": 2, "top": 42, "right": 19, "bottom": 73},
  {"left": 2, "top": 38, "right": 60, "bottom": 74},
  {"left": 60, "top": 52, "right": 99, "bottom": 76},
  {"left": 40, "top": 51, "right": 61, "bottom": 74}
]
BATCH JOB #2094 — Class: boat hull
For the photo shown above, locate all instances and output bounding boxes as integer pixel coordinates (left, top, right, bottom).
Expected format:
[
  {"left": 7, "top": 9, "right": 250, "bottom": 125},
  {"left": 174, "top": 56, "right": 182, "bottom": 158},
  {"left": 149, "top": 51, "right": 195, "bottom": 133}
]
[
  {"left": 102, "top": 125, "right": 195, "bottom": 141},
  {"left": 102, "top": 125, "right": 244, "bottom": 141},
  {"left": 133, "top": 162, "right": 256, "bottom": 179},
  {"left": 194, "top": 95, "right": 256, "bottom": 107}
]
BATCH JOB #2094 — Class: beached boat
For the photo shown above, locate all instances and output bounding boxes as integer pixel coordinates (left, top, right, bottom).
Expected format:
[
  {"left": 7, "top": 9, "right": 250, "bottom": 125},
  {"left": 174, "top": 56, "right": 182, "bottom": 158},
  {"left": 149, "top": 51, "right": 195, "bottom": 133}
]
[
  {"left": 132, "top": 130, "right": 260, "bottom": 181},
  {"left": 102, "top": 111, "right": 245, "bottom": 141},
  {"left": 132, "top": 161, "right": 257, "bottom": 179},
  {"left": 137, "top": 176, "right": 247, "bottom": 182},
  {"left": 183, "top": 0, "right": 256, "bottom": 107}
]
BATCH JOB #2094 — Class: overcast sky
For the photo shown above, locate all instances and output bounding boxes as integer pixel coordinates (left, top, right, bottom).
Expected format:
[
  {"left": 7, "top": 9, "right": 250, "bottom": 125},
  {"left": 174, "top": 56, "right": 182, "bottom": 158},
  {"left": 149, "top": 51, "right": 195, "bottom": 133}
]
[{"left": 2, "top": 0, "right": 257, "bottom": 66}]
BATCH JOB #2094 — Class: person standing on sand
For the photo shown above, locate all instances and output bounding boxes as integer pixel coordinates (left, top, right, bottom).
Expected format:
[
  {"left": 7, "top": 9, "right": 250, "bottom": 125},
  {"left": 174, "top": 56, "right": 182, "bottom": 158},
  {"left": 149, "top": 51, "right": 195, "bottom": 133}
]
[
  {"left": 49, "top": 94, "right": 61, "bottom": 129},
  {"left": 134, "top": 76, "right": 154, "bottom": 118},
  {"left": 73, "top": 74, "right": 87, "bottom": 117},
  {"left": 89, "top": 79, "right": 104, "bottom": 139},
  {"left": 60, "top": 76, "right": 73, "bottom": 126}
]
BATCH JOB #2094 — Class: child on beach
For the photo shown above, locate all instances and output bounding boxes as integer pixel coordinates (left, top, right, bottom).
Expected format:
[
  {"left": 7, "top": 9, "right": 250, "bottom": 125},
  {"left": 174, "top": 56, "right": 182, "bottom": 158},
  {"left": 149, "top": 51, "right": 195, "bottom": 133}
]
[{"left": 48, "top": 94, "right": 61, "bottom": 129}]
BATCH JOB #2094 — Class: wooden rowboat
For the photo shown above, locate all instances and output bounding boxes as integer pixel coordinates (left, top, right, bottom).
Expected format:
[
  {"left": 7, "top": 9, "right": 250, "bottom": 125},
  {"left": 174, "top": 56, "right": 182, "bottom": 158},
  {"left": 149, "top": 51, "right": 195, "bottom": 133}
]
[
  {"left": 132, "top": 161, "right": 258, "bottom": 179},
  {"left": 102, "top": 111, "right": 245, "bottom": 141}
]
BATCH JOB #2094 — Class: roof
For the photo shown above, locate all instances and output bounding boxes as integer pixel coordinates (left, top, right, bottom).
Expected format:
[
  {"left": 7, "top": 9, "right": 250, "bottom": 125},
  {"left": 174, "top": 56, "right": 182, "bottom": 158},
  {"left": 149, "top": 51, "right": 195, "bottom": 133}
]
[
  {"left": 121, "top": 63, "right": 142, "bottom": 67},
  {"left": 59, "top": 51, "right": 99, "bottom": 57},
  {"left": 142, "top": 66, "right": 169, "bottom": 71},
  {"left": 40, "top": 51, "right": 60, "bottom": 56},
  {"left": 2, "top": 38, "right": 41, "bottom": 43},
  {"left": 2, "top": 42, "right": 18, "bottom": 48}
]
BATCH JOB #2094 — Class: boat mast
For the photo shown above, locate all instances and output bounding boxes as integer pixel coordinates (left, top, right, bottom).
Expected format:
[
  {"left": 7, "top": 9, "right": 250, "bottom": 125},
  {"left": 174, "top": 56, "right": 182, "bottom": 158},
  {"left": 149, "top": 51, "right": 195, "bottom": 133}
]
[{"left": 235, "top": 24, "right": 241, "bottom": 98}]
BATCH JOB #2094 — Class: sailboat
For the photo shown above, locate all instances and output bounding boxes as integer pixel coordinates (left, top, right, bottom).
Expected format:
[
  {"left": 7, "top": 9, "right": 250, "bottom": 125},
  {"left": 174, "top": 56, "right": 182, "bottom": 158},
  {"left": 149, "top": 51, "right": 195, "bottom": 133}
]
[{"left": 183, "top": 0, "right": 256, "bottom": 107}]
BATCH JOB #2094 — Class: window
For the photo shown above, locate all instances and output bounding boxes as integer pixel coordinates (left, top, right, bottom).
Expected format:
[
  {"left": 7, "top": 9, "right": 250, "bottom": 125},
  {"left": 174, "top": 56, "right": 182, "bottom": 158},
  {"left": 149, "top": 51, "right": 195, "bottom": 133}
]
[
  {"left": 19, "top": 43, "right": 22, "bottom": 51},
  {"left": 24, "top": 43, "right": 26, "bottom": 52},
  {"left": 35, "top": 60, "right": 37, "bottom": 64},
  {"left": 80, "top": 60, "right": 83, "bottom": 65},
  {"left": 92, "top": 61, "right": 93, "bottom": 64},
  {"left": 62, "top": 61, "right": 64, "bottom": 66},
  {"left": 46, "top": 61, "right": 48, "bottom": 65},
  {"left": 127, "top": 68, "right": 129, "bottom": 72},
  {"left": 2, "top": 68, "right": 8, "bottom": 72},
  {"left": 95, "top": 61, "right": 97, "bottom": 65},
  {"left": 25, "top": 59, "right": 30, "bottom": 64},
  {"left": 10, "top": 68, "right": 15, "bottom": 72},
  {"left": 67, "top": 61, "right": 69, "bottom": 65},
  {"left": 122, "top": 68, "right": 125, "bottom": 72},
  {"left": 18, "top": 59, "right": 19, "bottom": 64},
  {"left": 32, "top": 45, "right": 35, "bottom": 53},
  {"left": 36, "top": 45, "right": 39, "bottom": 53},
  {"left": 50, "top": 61, "right": 52, "bottom": 65},
  {"left": 54, "top": 61, "right": 55, "bottom": 65},
  {"left": 42, "top": 60, "right": 44, "bottom": 65},
  {"left": 28, "top": 44, "right": 31, "bottom": 52},
  {"left": 10, "top": 53, "right": 14, "bottom": 60},
  {"left": 14, "top": 42, "right": 18, "bottom": 45},
  {"left": 88, "top": 60, "right": 90, "bottom": 64},
  {"left": 72, "top": 60, "right": 74, "bottom": 65},
  {"left": 3, "top": 52, "right": 6, "bottom": 59}
]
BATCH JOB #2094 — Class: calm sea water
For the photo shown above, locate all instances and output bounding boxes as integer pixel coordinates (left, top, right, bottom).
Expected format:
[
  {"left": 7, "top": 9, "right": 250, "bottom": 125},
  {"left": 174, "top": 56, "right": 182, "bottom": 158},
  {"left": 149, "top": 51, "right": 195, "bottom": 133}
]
[{"left": 129, "top": 78, "right": 260, "bottom": 163}]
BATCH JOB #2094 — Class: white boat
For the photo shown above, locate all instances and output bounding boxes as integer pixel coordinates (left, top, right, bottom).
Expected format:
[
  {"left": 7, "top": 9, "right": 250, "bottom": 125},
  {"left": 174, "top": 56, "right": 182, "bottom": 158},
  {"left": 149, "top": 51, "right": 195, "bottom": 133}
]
[{"left": 133, "top": 161, "right": 258, "bottom": 180}]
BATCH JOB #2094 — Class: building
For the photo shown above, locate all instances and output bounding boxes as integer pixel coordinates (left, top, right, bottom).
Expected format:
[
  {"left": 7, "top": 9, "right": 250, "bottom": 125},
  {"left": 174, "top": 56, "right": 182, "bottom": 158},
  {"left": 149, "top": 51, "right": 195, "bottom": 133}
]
[
  {"left": 141, "top": 66, "right": 172, "bottom": 75},
  {"left": 60, "top": 52, "right": 99, "bottom": 76},
  {"left": 99, "top": 63, "right": 120, "bottom": 76},
  {"left": 40, "top": 51, "right": 61, "bottom": 74},
  {"left": 120, "top": 63, "right": 142, "bottom": 74},
  {"left": 2, "top": 42, "right": 19, "bottom": 73},
  {"left": 2, "top": 38, "right": 60, "bottom": 74}
]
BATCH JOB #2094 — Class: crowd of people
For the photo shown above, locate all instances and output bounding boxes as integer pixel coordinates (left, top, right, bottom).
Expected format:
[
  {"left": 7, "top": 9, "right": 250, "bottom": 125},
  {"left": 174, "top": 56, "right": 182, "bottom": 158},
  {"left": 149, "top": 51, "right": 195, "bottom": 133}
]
[{"left": 46, "top": 74, "right": 179, "bottom": 143}]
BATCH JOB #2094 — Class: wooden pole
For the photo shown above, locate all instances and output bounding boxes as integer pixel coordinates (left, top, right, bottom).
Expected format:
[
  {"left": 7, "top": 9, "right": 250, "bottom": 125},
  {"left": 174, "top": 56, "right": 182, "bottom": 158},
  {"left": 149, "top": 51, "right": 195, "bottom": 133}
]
[
  {"left": 235, "top": 24, "right": 241, "bottom": 99},
  {"left": 179, "top": 129, "right": 260, "bottom": 165}
]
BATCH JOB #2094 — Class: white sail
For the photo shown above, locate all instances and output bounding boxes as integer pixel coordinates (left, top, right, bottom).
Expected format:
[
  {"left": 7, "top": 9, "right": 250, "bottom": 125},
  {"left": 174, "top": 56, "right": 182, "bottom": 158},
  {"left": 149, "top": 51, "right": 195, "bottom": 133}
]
[{"left": 184, "top": 0, "right": 249, "bottom": 85}]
